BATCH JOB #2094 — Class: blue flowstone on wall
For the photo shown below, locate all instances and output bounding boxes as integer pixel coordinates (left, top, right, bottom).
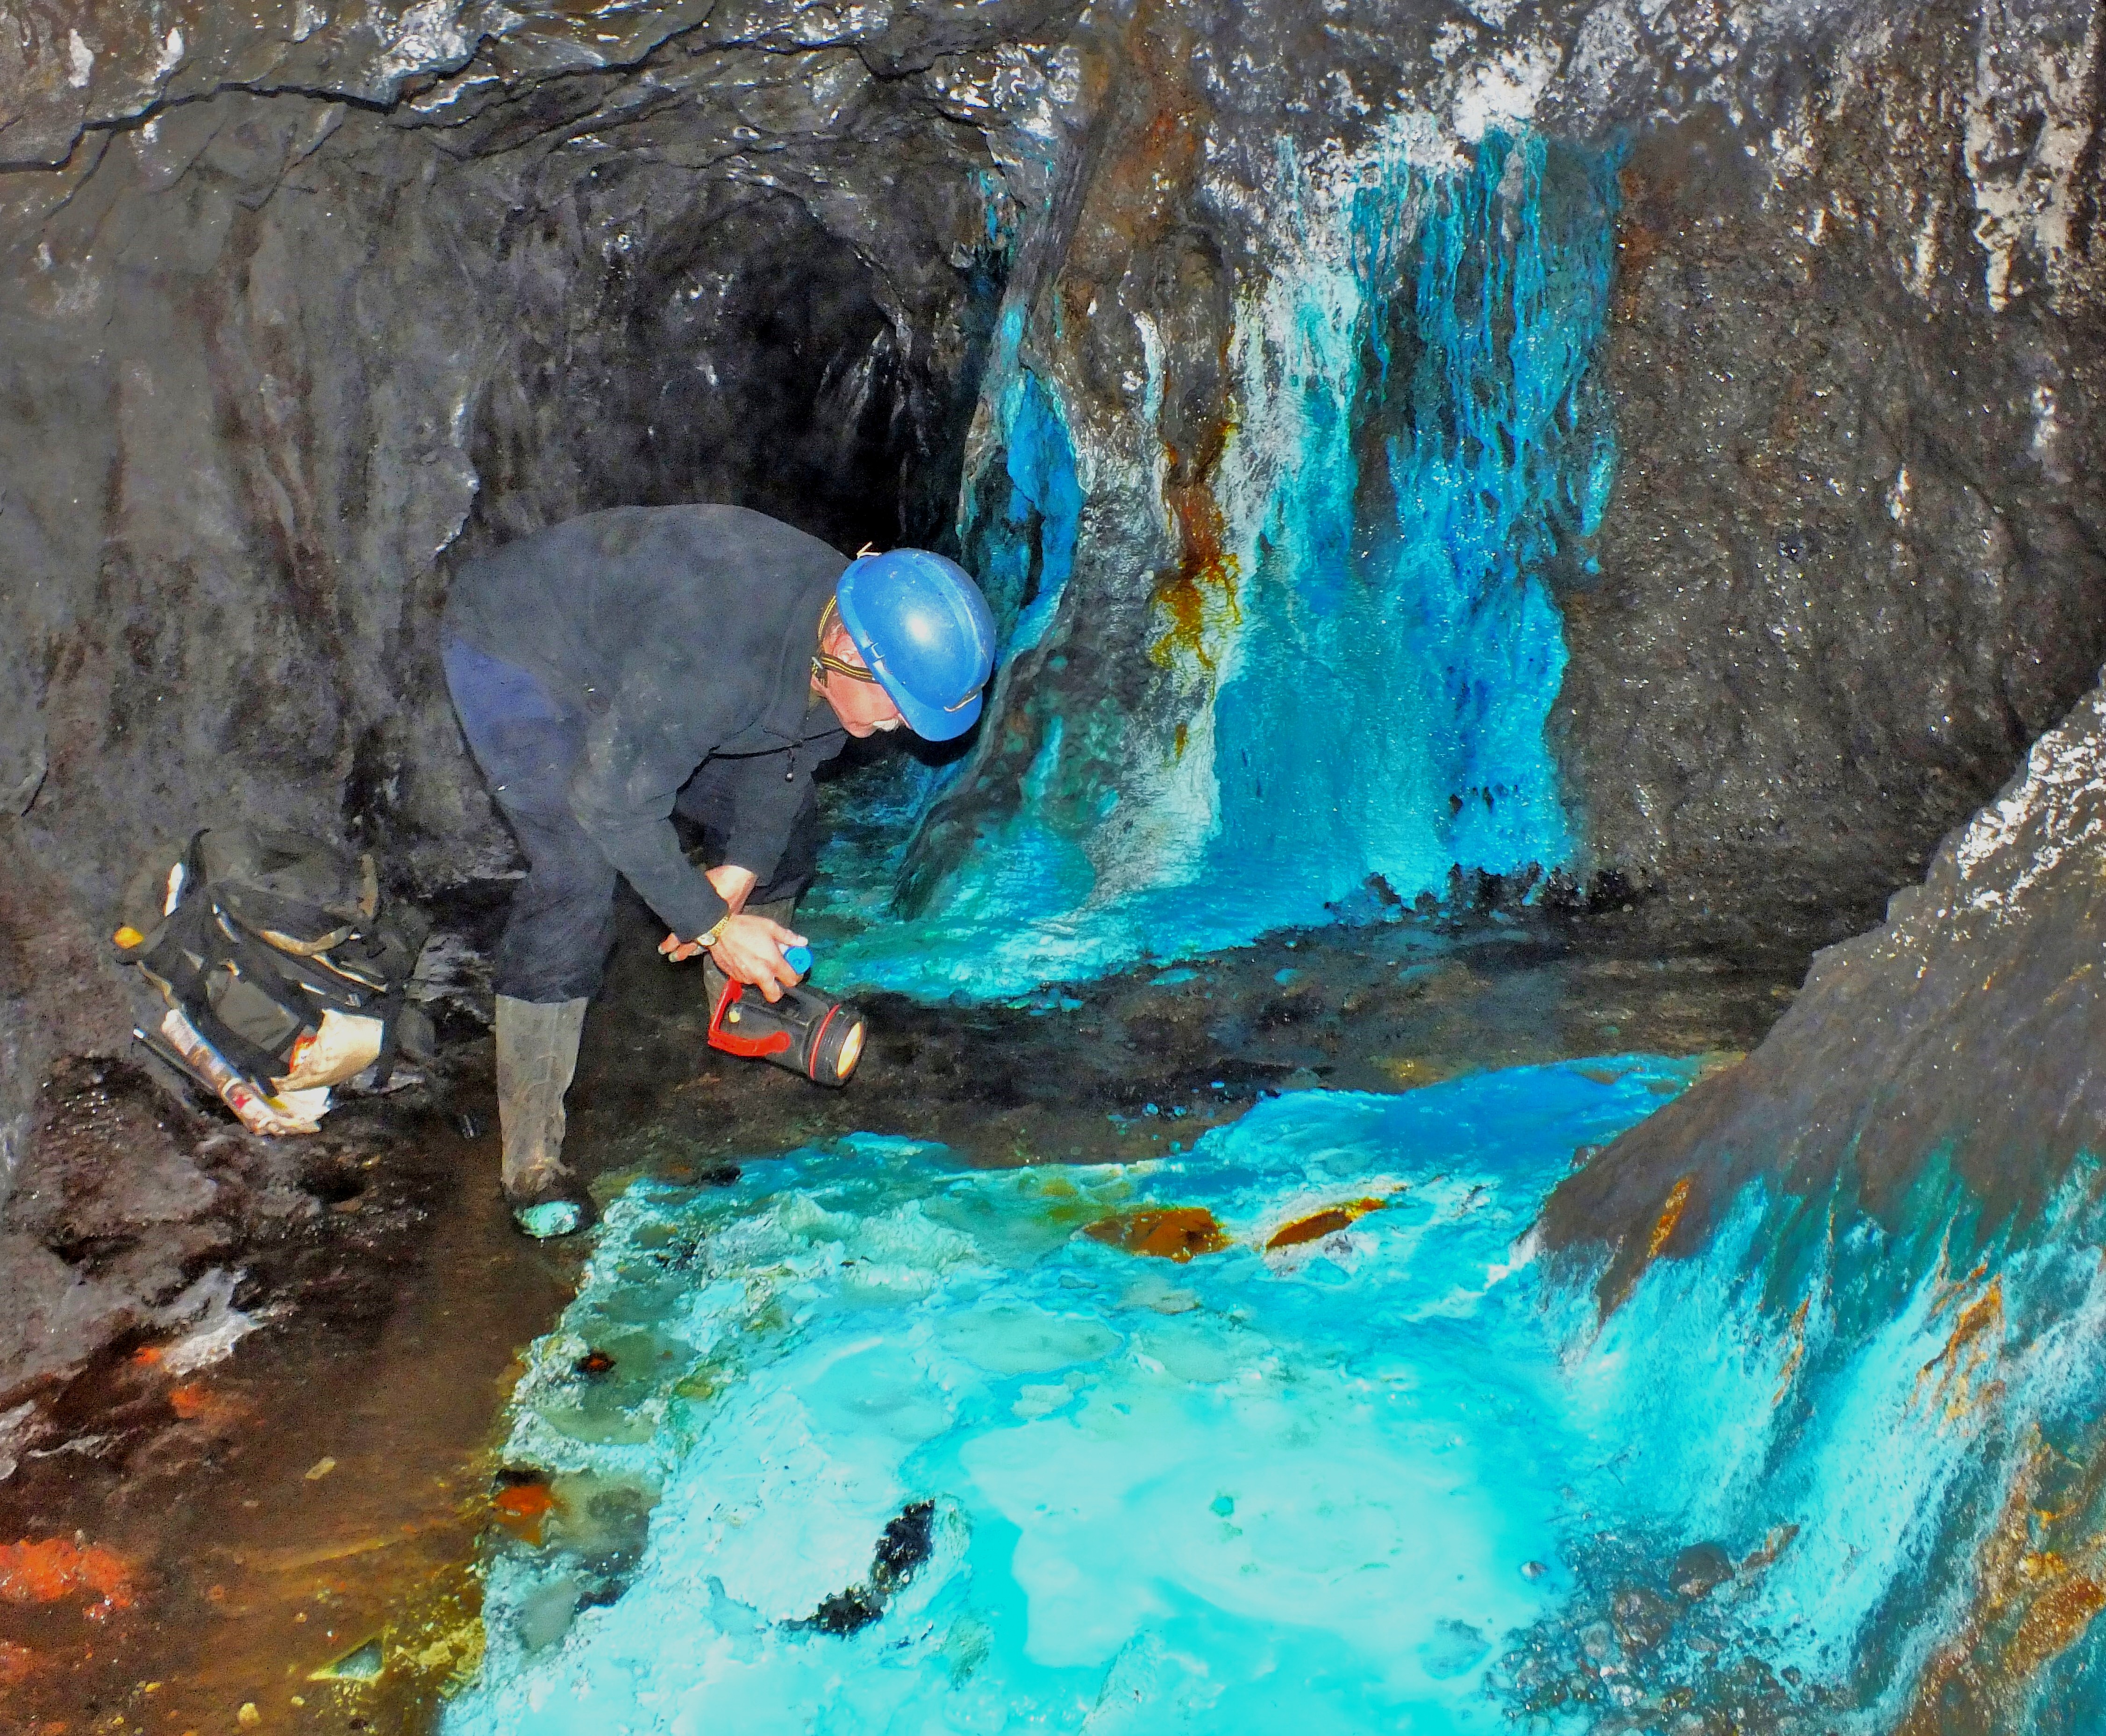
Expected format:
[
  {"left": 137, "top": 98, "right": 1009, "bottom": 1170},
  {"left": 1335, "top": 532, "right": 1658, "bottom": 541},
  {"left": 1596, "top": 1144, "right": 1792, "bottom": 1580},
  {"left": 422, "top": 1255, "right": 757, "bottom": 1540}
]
[{"left": 812, "top": 133, "right": 1622, "bottom": 1001}]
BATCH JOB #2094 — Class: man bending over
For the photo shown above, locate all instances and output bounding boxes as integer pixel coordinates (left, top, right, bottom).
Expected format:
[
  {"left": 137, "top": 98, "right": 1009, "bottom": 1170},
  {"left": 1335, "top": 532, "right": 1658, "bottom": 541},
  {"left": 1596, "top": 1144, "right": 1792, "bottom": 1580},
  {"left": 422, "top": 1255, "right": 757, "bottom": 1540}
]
[{"left": 443, "top": 504, "right": 996, "bottom": 1237}]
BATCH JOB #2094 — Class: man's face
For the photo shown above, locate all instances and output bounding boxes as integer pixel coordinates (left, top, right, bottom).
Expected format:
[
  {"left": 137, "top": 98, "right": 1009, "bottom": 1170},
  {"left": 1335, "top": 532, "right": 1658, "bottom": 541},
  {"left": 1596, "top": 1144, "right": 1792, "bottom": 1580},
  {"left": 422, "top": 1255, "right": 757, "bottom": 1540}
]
[{"left": 817, "top": 622, "right": 906, "bottom": 738}]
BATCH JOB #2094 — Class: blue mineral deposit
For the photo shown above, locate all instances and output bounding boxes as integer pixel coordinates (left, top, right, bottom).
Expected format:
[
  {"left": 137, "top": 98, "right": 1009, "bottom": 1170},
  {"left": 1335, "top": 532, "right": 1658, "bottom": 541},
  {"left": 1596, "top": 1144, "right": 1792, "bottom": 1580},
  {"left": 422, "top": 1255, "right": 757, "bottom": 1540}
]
[
  {"left": 443, "top": 1056, "right": 2106, "bottom": 1731},
  {"left": 965, "top": 364, "right": 1082, "bottom": 657},
  {"left": 811, "top": 134, "right": 1621, "bottom": 1000}
]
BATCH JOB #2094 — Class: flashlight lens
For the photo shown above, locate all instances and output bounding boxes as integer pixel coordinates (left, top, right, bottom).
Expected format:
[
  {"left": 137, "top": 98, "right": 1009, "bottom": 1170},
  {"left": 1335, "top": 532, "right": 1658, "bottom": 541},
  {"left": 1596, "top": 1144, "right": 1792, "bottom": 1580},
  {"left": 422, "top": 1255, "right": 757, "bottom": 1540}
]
[{"left": 835, "top": 1019, "right": 866, "bottom": 1080}]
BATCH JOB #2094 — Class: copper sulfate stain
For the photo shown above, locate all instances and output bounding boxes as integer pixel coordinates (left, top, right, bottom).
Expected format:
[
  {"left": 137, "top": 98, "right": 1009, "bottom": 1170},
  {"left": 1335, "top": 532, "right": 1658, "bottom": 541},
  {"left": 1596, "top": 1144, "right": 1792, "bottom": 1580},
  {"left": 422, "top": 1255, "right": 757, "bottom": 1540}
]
[{"left": 1084, "top": 1206, "right": 1230, "bottom": 1262}]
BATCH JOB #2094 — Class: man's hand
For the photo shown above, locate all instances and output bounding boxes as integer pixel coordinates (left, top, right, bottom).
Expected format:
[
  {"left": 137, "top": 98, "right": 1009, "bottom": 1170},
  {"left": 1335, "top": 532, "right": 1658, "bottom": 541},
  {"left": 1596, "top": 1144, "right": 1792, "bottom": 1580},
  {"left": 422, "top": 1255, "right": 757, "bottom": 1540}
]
[
  {"left": 708, "top": 911, "right": 807, "bottom": 1002},
  {"left": 658, "top": 910, "right": 808, "bottom": 1002},
  {"left": 658, "top": 863, "right": 763, "bottom": 964}
]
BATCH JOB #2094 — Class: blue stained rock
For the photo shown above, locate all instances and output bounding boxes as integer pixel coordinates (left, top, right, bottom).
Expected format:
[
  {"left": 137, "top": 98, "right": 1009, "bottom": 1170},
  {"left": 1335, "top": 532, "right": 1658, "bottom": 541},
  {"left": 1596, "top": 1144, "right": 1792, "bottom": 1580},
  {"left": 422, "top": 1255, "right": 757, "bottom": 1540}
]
[
  {"left": 811, "top": 133, "right": 1622, "bottom": 1001},
  {"left": 960, "top": 312, "right": 1083, "bottom": 660},
  {"left": 446, "top": 1048, "right": 2106, "bottom": 1729},
  {"left": 443, "top": 1057, "right": 1695, "bottom": 1733}
]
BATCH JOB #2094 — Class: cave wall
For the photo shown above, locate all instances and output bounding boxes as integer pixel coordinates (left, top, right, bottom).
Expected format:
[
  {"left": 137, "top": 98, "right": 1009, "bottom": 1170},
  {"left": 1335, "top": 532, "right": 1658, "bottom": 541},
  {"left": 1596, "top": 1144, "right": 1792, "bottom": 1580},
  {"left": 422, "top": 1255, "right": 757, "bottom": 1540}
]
[
  {"left": 7, "top": 0, "right": 2106, "bottom": 1162},
  {"left": 0, "top": 0, "right": 1086, "bottom": 1199},
  {"left": 871, "top": 0, "right": 2106, "bottom": 991},
  {"left": 1532, "top": 668, "right": 2106, "bottom": 1729},
  {"left": 1562, "top": 0, "right": 2106, "bottom": 936}
]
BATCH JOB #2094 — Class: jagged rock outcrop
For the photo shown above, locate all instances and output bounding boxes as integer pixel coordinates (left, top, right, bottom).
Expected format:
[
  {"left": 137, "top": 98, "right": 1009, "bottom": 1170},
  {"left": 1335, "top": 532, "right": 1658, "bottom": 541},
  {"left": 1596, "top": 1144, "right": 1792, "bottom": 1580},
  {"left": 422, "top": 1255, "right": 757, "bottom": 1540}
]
[
  {"left": 1543, "top": 658, "right": 2106, "bottom": 1304},
  {"left": 1535, "top": 668, "right": 2106, "bottom": 1729}
]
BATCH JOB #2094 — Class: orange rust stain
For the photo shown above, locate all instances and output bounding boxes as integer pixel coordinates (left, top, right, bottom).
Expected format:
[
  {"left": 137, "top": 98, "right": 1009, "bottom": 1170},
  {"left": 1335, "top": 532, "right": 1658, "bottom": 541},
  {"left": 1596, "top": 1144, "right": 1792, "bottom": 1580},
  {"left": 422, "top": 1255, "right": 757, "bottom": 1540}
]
[
  {"left": 167, "top": 1384, "right": 216, "bottom": 1420},
  {"left": 1613, "top": 214, "right": 1664, "bottom": 323},
  {"left": 493, "top": 1485, "right": 556, "bottom": 1522},
  {"left": 1897, "top": 1440, "right": 2106, "bottom": 1730},
  {"left": 1742, "top": 1522, "right": 1799, "bottom": 1573},
  {"left": 2005, "top": 1567, "right": 2106, "bottom": 1677},
  {"left": 1377, "top": 1057, "right": 1456, "bottom": 1089},
  {"left": 493, "top": 1481, "right": 558, "bottom": 1546},
  {"left": 1646, "top": 1176, "right": 1693, "bottom": 1261},
  {"left": 1039, "top": 6, "right": 1236, "bottom": 688},
  {"left": 2008, "top": 1564, "right": 2106, "bottom": 1679},
  {"left": 1772, "top": 1296, "right": 1812, "bottom": 1405},
  {"left": 1930, "top": 1254, "right": 1993, "bottom": 1318},
  {"left": 0, "top": 1638, "right": 33, "bottom": 1687},
  {"left": 1611, "top": 165, "right": 1678, "bottom": 324},
  {"left": 1602, "top": 1172, "right": 1699, "bottom": 1316},
  {"left": 1151, "top": 459, "right": 1242, "bottom": 677},
  {"left": 0, "top": 1539, "right": 136, "bottom": 1622},
  {"left": 1913, "top": 1274, "right": 2006, "bottom": 1423},
  {"left": 1266, "top": 1198, "right": 1389, "bottom": 1251},
  {"left": 1085, "top": 1206, "right": 1230, "bottom": 1262}
]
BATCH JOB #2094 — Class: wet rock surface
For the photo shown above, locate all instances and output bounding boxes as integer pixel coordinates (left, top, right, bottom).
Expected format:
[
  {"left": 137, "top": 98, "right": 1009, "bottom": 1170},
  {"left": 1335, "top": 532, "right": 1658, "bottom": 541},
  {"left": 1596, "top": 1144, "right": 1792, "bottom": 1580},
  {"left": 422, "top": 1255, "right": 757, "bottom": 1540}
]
[
  {"left": 1543, "top": 663, "right": 2106, "bottom": 1302},
  {"left": 1540, "top": 671, "right": 2106, "bottom": 1725},
  {"left": 1494, "top": 1528, "right": 1843, "bottom": 1734},
  {"left": 566, "top": 890, "right": 1797, "bottom": 1179},
  {"left": 0, "top": 911, "right": 1792, "bottom": 1731},
  {"left": 0, "top": 1056, "right": 455, "bottom": 1471},
  {"left": 0, "top": 1090, "right": 573, "bottom": 1735},
  {"left": 1560, "top": 27, "right": 2106, "bottom": 937},
  {"left": 5, "top": 0, "right": 2106, "bottom": 1717},
  {"left": 3, "top": 0, "right": 2103, "bottom": 1392},
  {"left": 903, "top": 0, "right": 2106, "bottom": 954}
]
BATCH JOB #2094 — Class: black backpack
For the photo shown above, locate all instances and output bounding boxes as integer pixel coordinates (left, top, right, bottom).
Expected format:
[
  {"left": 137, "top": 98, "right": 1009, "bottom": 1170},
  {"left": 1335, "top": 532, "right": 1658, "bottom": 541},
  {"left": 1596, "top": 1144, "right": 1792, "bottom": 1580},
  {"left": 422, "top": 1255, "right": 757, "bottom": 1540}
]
[{"left": 116, "top": 828, "right": 428, "bottom": 1129}]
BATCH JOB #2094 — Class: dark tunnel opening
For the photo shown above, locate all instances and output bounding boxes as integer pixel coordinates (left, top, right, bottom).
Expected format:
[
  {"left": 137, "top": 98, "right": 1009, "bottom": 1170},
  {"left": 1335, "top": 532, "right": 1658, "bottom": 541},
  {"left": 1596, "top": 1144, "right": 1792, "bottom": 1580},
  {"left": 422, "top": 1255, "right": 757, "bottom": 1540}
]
[{"left": 465, "top": 188, "right": 994, "bottom": 567}]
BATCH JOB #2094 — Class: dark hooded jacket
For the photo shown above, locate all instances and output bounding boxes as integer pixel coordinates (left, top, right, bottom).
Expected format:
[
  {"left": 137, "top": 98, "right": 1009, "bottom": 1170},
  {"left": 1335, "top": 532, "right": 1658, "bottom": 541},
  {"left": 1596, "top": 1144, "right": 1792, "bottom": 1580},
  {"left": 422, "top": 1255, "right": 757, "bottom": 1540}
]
[{"left": 444, "top": 504, "right": 850, "bottom": 941}]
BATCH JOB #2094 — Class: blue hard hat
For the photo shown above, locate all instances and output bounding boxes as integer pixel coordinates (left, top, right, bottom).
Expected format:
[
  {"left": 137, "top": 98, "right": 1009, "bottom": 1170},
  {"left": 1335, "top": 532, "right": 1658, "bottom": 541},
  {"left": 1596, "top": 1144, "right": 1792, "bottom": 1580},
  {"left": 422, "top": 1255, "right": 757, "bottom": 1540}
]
[{"left": 834, "top": 549, "right": 998, "bottom": 742}]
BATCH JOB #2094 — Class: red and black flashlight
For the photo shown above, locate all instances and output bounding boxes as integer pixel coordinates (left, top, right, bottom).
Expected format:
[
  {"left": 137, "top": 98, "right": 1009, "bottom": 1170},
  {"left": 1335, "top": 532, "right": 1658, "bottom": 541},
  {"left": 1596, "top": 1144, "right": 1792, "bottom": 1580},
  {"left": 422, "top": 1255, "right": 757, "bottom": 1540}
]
[{"left": 705, "top": 968, "right": 867, "bottom": 1087}]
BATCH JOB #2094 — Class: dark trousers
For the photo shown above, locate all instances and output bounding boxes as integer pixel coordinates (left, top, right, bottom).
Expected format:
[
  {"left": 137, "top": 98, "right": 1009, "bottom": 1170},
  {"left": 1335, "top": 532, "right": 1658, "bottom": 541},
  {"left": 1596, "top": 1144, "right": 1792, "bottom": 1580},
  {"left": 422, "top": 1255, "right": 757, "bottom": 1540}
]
[{"left": 443, "top": 636, "right": 817, "bottom": 1005}]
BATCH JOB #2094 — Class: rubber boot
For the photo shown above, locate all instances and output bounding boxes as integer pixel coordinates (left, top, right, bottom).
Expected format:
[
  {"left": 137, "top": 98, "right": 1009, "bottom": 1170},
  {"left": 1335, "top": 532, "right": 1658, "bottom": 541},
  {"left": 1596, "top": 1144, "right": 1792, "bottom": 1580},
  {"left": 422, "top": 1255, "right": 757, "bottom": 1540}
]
[{"left": 494, "top": 994, "right": 597, "bottom": 1239}]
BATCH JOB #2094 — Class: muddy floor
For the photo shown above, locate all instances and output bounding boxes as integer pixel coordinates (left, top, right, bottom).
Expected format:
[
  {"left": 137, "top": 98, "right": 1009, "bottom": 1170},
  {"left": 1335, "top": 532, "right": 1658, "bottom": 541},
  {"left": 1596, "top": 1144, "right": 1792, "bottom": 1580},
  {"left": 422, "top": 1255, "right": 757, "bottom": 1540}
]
[{"left": 0, "top": 898, "right": 1806, "bottom": 1736}]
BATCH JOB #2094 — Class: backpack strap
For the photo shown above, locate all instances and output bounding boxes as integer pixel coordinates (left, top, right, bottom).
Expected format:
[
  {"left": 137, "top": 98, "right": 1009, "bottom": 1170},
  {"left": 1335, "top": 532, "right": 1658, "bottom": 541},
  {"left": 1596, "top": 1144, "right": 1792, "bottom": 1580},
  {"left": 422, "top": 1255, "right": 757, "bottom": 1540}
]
[
  {"left": 217, "top": 916, "right": 376, "bottom": 1015},
  {"left": 368, "top": 980, "right": 407, "bottom": 1090},
  {"left": 131, "top": 896, "right": 292, "bottom": 1087}
]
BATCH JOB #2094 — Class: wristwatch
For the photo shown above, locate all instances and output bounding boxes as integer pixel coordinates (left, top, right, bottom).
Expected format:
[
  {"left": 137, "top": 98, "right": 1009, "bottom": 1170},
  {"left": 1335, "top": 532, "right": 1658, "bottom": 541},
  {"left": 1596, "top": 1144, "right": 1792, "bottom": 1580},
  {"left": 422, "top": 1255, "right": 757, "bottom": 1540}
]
[{"left": 693, "top": 913, "right": 730, "bottom": 950}]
